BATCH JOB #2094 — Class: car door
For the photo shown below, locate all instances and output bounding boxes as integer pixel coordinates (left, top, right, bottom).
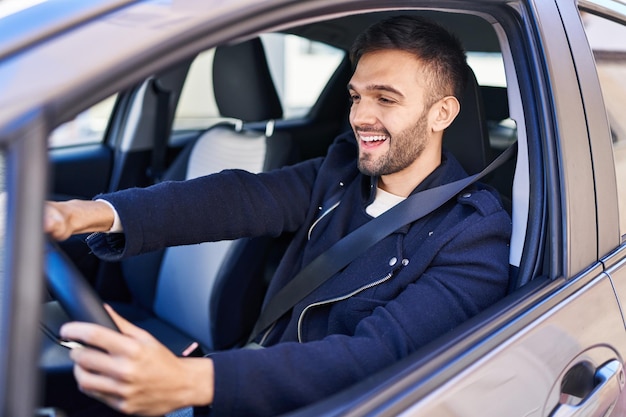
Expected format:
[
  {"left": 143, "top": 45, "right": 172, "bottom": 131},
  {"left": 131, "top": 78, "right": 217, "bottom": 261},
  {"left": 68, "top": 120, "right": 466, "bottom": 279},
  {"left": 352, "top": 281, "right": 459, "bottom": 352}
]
[
  {"left": 290, "top": 1, "right": 626, "bottom": 416},
  {"left": 2, "top": 0, "right": 625, "bottom": 416},
  {"left": 579, "top": 0, "right": 626, "bottom": 388},
  {"left": 407, "top": 1, "right": 626, "bottom": 415}
]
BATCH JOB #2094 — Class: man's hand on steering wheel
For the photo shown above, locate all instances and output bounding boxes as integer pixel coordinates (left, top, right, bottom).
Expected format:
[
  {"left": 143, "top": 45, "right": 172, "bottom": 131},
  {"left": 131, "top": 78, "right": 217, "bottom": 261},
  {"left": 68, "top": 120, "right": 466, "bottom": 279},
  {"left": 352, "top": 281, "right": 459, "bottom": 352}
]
[{"left": 44, "top": 200, "right": 115, "bottom": 241}]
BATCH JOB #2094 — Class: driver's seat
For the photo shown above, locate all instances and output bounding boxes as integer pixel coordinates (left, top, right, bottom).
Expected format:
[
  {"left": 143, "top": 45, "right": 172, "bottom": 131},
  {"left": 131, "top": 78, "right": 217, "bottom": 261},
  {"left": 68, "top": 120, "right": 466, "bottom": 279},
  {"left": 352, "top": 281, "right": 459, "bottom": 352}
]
[{"left": 113, "top": 37, "right": 294, "bottom": 354}]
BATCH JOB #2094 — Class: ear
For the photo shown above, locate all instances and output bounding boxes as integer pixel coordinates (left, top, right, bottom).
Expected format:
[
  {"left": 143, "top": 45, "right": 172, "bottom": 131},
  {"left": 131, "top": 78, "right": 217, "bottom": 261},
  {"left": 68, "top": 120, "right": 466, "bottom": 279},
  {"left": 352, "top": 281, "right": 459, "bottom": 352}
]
[{"left": 429, "top": 96, "right": 460, "bottom": 133}]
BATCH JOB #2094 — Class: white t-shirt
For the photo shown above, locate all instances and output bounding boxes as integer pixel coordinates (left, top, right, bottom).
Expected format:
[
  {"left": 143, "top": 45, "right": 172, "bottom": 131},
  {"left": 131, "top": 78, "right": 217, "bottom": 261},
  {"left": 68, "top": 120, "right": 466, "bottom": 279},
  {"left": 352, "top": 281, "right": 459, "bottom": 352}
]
[{"left": 365, "top": 187, "right": 406, "bottom": 218}]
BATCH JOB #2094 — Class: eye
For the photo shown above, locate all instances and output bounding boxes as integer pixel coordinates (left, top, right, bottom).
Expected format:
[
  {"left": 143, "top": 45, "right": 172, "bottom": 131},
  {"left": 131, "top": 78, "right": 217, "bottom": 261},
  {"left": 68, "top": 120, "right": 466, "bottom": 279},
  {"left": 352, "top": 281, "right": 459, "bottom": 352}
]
[
  {"left": 378, "top": 96, "right": 396, "bottom": 105},
  {"left": 349, "top": 93, "right": 360, "bottom": 104}
]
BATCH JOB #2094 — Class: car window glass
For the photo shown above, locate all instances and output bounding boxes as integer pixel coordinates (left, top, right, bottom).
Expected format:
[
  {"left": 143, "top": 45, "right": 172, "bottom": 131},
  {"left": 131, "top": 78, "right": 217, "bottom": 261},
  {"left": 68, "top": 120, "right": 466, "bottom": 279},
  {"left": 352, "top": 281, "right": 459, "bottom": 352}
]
[
  {"left": 172, "top": 34, "right": 346, "bottom": 132},
  {"left": 467, "top": 51, "right": 516, "bottom": 149},
  {"left": 48, "top": 95, "right": 117, "bottom": 148},
  {"left": 172, "top": 49, "right": 221, "bottom": 131},
  {"left": 581, "top": 11, "right": 626, "bottom": 236},
  {"left": 467, "top": 52, "right": 506, "bottom": 87},
  {"left": 261, "top": 33, "right": 345, "bottom": 118}
]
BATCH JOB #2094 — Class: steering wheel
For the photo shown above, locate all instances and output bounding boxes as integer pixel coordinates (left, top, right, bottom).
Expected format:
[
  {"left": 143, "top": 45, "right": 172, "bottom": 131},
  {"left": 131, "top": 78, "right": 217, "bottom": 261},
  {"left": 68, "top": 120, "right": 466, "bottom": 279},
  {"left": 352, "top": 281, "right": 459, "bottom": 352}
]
[{"left": 45, "top": 239, "right": 118, "bottom": 332}]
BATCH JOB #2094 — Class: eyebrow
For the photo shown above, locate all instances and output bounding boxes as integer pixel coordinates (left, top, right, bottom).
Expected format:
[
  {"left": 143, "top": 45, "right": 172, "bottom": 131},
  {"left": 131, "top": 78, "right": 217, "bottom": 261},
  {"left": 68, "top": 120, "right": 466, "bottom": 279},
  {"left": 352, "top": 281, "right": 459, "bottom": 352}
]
[{"left": 347, "top": 83, "right": 405, "bottom": 98}]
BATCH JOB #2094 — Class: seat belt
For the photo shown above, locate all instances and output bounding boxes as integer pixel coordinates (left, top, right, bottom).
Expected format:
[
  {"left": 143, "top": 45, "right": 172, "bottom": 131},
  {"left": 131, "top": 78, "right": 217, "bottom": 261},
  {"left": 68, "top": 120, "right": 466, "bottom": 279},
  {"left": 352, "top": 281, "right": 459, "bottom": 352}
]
[
  {"left": 148, "top": 78, "right": 172, "bottom": 183},
  {"left": 248, "top": 142, "right": 517, "bottom": 343}
]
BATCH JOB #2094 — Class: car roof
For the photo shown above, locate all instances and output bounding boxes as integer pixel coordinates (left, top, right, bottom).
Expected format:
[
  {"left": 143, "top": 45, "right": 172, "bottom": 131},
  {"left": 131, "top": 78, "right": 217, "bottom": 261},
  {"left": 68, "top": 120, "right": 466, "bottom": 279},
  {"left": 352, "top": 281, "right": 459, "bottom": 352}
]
[
  {"left": 0, "top": 0, "right": 139, "bottom": 61},
  {"left": 0, "top": 0, "right": 291, "bottom": 133},
  {"left": 287, "top": 10, "right": 501, "bottom": 53},
  {"left": 0, "top": 0, "right": 503, "bottom": 140}
]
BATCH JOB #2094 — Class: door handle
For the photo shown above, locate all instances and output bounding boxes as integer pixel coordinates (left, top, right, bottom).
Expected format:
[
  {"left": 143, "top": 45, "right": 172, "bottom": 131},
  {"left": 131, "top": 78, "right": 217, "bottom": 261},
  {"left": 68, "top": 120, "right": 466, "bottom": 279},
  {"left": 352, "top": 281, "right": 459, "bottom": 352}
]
[{"left": 551, "top": 360, "right": 624, "bottom": 417}]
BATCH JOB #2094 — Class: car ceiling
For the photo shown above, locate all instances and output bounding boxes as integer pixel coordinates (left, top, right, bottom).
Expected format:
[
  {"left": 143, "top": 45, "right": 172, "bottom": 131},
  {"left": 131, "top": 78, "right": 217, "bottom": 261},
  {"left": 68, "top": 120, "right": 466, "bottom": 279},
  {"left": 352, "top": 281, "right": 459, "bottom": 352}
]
[
  {"left": 287, "top": 10, "right": 501, "bottom": 53},
  {"left": 0, "top": 2, "right": 503, "bottom": 134}
]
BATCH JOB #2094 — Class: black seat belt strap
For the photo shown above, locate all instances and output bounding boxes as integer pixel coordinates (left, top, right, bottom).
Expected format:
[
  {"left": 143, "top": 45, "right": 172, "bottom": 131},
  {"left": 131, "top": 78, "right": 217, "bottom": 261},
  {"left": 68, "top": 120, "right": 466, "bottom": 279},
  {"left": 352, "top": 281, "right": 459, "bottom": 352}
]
[
  {"left": 148, "top": 78, "right": 172, "bottom": 183},
  {"left": 248, "top": 142, "right": 517, "bottom": 343}
]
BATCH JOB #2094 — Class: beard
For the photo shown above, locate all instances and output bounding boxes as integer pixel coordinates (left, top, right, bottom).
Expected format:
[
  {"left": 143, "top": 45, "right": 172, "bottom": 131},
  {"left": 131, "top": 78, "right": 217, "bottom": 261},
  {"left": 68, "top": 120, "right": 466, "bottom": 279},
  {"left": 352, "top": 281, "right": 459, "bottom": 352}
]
[{"left": 357, "top": 112, "right": 429, "bottom": 177}]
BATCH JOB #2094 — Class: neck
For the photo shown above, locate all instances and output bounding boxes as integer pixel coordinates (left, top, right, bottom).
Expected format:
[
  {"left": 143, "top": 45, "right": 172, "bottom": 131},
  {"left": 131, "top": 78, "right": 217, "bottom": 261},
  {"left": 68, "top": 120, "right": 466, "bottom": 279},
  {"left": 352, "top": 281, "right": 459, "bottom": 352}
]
[{"left": 378, "top": 143, "right": 442, "bottom": 197}]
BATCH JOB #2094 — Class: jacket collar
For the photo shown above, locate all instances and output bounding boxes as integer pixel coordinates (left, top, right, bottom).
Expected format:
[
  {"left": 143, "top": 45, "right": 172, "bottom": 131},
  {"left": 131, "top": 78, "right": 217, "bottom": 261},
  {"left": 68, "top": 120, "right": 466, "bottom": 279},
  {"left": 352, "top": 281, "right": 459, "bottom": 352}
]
[{"left": 362, "top": 150, "right": 469, "bottom": 204}]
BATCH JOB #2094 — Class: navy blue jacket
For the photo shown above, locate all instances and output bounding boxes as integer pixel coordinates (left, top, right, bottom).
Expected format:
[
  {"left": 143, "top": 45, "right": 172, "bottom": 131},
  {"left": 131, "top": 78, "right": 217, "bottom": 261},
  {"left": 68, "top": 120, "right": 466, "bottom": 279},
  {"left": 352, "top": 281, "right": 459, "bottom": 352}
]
[{"left": 89, "top": 131, "right": 511, "bottom": 417}]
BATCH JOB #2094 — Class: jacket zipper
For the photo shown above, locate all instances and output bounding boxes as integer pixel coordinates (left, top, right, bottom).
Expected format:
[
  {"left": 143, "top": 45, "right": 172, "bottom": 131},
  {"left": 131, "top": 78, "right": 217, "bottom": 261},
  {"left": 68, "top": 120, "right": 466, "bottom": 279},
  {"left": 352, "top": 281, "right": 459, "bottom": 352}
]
[
  {"left": 297, "top": 272, "right": 394, "bottom": 343},
  {"left": 308, "top": 200, "right": 341, "bottom": 240},
  {"left": 258, "top": 321, "right": 277, "bottom": 346}
]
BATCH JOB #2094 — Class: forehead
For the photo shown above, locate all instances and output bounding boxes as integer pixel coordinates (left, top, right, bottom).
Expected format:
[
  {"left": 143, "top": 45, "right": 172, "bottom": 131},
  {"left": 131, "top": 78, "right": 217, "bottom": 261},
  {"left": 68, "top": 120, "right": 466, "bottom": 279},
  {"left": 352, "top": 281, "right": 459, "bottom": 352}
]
[{"left": 349, "top": 49, "right": 427, "bottom": 91}]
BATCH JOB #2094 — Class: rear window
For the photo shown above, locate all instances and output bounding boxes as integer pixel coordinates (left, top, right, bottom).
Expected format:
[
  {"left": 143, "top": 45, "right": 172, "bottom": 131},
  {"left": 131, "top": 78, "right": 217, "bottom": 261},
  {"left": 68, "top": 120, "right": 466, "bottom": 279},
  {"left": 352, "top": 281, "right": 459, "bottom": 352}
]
[{"left": 173, "top": 34, "right": 346, "bottom": 132}]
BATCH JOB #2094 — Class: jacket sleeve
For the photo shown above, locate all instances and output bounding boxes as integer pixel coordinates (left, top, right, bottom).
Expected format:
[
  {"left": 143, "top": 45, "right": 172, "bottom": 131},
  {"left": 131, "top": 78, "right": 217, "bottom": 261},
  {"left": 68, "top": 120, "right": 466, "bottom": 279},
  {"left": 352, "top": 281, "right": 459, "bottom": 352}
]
[
  {"left": 87, "top": 157, "right": 322, "bottom": 261},
  {"left": 208, "top": 204, "right": 512, "bottom": 417}
]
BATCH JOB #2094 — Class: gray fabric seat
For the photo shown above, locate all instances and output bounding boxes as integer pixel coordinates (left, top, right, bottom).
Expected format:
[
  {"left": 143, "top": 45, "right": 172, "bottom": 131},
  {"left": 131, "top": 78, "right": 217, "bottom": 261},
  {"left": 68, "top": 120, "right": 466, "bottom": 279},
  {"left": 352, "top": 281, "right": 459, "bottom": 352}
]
[
  {"left": 117, "top": 37, "right": 294, "bottom": 353},
  {"left": 120, "top": 58, "right": 504, "bottom": 353}
]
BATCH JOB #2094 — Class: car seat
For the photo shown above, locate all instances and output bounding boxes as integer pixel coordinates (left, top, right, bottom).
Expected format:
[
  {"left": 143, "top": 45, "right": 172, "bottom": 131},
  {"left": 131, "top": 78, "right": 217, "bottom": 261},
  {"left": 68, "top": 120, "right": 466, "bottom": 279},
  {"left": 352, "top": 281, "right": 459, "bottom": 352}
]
[
  {"left": 112, "top": 37, "right": 295, "bottom": 353},
  {"left": 117, "top": 58, "right": 519, "bottom": 356},
  {"left": 443, "top": 66, "right": 492, "bottom": 175},
  {"left": 123, "top": 62, "right": 516, "bottom": 352},
  {"left": 445, "top": 72, "right": 529, "bottom": 292},
  {"left": 443, "top": 67, "right": 523, "bottom": 288}
]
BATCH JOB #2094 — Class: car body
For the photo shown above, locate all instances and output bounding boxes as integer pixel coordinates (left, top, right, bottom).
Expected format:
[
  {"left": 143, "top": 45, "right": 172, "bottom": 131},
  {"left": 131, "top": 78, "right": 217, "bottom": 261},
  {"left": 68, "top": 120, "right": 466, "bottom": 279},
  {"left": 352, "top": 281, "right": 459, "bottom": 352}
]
[{"left": 1, "top": 0, "right": 626, "bottom": 416}]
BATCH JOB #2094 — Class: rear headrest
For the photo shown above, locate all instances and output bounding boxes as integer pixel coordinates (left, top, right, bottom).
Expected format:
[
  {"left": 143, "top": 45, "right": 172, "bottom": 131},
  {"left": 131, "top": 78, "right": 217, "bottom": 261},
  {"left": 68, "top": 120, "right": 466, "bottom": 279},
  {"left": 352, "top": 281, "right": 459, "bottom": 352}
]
[
  {"left": 212, "top": 38, "right": 283, "bottom": 122},
  {"left": 443, "top": 67, "right": 491, "bottom": 175},
  {"left": 481, "top": 85, "right": 509, "bottom": 123}
]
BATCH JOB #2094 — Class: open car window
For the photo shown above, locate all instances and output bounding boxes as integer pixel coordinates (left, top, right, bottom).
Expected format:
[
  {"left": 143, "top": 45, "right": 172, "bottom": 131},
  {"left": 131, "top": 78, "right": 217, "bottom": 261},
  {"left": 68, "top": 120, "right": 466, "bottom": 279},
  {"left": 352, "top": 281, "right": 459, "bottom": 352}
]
[
  {"left": 48, "top": 95, "right": 117, "bottom": 148},
  {"left": 15, "top": 4, "right": 580, "bottom": 416},
  {"left": 172, "top": 33, "right": 346, "bottom": 132}
]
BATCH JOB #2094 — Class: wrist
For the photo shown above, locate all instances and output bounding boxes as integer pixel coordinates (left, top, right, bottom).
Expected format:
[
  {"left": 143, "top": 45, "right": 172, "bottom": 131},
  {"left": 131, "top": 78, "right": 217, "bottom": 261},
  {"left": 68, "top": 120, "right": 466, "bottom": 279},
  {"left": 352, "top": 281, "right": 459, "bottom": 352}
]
[
  {"left": 182, "top": 357, "right": 215, "bottom": 408},
  {"left": 94, "top": 199, "right": 122, "bottom": 232},
  {"left": 69, "top": 199, "right": 115, "bottom": 234}
]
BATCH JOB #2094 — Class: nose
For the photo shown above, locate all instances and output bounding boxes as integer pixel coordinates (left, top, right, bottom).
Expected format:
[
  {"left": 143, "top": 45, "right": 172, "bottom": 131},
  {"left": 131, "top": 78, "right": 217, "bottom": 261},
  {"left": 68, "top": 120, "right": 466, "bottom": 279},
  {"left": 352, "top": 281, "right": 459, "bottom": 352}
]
[{"left": 350, "top": 99, "right": 377, "bottom": 127}]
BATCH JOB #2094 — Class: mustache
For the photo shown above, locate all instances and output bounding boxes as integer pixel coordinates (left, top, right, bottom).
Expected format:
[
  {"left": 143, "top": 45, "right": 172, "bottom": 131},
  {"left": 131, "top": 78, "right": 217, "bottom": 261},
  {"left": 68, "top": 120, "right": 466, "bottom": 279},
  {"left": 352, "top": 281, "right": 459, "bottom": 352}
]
[{"left": 354, "top": 126, "right": 390, "bottom": 136}]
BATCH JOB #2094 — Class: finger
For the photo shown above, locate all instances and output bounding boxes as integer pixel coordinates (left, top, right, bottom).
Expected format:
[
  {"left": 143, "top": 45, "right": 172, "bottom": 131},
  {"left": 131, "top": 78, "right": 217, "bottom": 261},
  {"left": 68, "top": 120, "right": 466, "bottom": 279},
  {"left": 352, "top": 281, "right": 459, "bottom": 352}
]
[
  {"left": 70, "top": 345, "right": 121, "bottom": 379},
  {"left": 44, "top": 204, "right": 69, "bottom": 240},
  {"left": 104, "top": 304, "right": 155, "bottom": 343},
  {"left": 61, "top": 317, "right": 154, "bottom": 359},
  {"left": 104, "top": 304, "right": 135, "bottom": 334},
  {"left": 74, "top": 362, "right": 127, "bottom": 398},
  {"left": 78, "top": 385, "right": 129, "bottom": 416},
  {"left": 60, "top": 321, "right": 131, "bottom": 355},
  {"left": 74, "top": 364, "right": 142, "bottom": 416}
]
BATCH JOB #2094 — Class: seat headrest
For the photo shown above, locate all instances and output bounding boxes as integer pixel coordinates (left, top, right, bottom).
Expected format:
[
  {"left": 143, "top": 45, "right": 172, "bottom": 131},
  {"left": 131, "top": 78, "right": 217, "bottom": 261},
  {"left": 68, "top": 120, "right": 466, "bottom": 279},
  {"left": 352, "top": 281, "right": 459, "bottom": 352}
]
[
  {"left": 212, "top": 38, "right": 283, "bottom": 122},
  {"left": 481, "top": 85, "right": 509, "bottom": 123},
  {"left": 442, "top": 67, "right": 491, "bottom": 175}
]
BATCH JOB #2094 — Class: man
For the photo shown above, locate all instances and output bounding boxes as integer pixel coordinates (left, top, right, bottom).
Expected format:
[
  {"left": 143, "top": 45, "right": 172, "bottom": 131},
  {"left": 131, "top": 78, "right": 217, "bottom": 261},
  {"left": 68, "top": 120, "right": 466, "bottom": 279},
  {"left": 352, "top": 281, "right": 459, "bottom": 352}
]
[{"left": 45, "top": 15, "right": 511, "bottom": 417}]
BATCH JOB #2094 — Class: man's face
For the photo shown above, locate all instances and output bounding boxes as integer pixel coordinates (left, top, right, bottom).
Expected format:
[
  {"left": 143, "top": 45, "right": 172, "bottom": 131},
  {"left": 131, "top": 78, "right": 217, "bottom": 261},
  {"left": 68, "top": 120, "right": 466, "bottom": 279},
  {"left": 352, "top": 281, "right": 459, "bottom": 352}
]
[{"left": 348, "top": 49, "right": 434, "bottom": 177}]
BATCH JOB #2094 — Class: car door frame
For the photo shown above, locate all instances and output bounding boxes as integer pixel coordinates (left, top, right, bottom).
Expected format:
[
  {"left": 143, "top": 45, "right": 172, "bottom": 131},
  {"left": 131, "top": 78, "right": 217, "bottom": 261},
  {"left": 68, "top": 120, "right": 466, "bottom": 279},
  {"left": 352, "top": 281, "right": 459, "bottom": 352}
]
[
  {"left": 290, "top": 0, "right": 626, "bottom": 415},
  {"left": 0, "top": 0, "right": 620, "bottom": 416},
  {"left": 576, "top": 0, "right": 626, "bottom": 373}
]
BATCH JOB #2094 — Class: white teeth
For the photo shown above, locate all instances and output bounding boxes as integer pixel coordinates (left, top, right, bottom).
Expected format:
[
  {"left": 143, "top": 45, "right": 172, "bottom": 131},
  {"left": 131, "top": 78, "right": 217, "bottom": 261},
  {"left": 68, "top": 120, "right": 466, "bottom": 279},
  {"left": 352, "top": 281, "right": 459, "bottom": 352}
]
[{"left": 361, "top": 135, "right": 387, "bottom": 142}]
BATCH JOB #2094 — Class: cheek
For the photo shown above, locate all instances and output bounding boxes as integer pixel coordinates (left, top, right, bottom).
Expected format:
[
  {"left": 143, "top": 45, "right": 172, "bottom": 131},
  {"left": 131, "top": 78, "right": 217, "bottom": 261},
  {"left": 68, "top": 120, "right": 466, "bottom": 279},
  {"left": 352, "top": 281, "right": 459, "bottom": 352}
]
[
  {"left": 389, "top": 108, "right": 426, "bottom": 134},
  {"left": 348, "top": 106, "right": 356, "bottom": 122},
  {"left": 379, "top": 114, "right": 406, "bottom": 137}
]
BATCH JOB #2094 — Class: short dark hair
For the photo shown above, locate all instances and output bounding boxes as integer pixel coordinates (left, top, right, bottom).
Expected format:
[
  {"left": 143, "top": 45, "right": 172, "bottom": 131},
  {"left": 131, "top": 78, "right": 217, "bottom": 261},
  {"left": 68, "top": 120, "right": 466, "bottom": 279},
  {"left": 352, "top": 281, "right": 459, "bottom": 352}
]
[{"left": 350, "top": 15, "right": 468, "bottom": 104}]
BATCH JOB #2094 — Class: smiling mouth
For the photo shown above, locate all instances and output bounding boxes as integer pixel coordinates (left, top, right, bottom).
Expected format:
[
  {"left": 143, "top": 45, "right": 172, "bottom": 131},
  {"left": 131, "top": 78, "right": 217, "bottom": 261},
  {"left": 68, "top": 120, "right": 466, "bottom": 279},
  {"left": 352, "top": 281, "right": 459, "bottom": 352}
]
[
  {"left": 361, "top": 135, "right": 387, "bottom": 142},
  {"left": 357, "top": 132, "right": 389, "bottom": 147}
]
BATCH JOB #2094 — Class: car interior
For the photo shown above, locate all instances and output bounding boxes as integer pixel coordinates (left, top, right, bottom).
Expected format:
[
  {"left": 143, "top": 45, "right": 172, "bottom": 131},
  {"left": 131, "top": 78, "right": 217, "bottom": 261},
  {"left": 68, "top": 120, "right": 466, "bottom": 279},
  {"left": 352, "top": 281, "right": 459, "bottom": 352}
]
[{"left": 41, "top": 7, "right": 546, "bottom": 414}]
